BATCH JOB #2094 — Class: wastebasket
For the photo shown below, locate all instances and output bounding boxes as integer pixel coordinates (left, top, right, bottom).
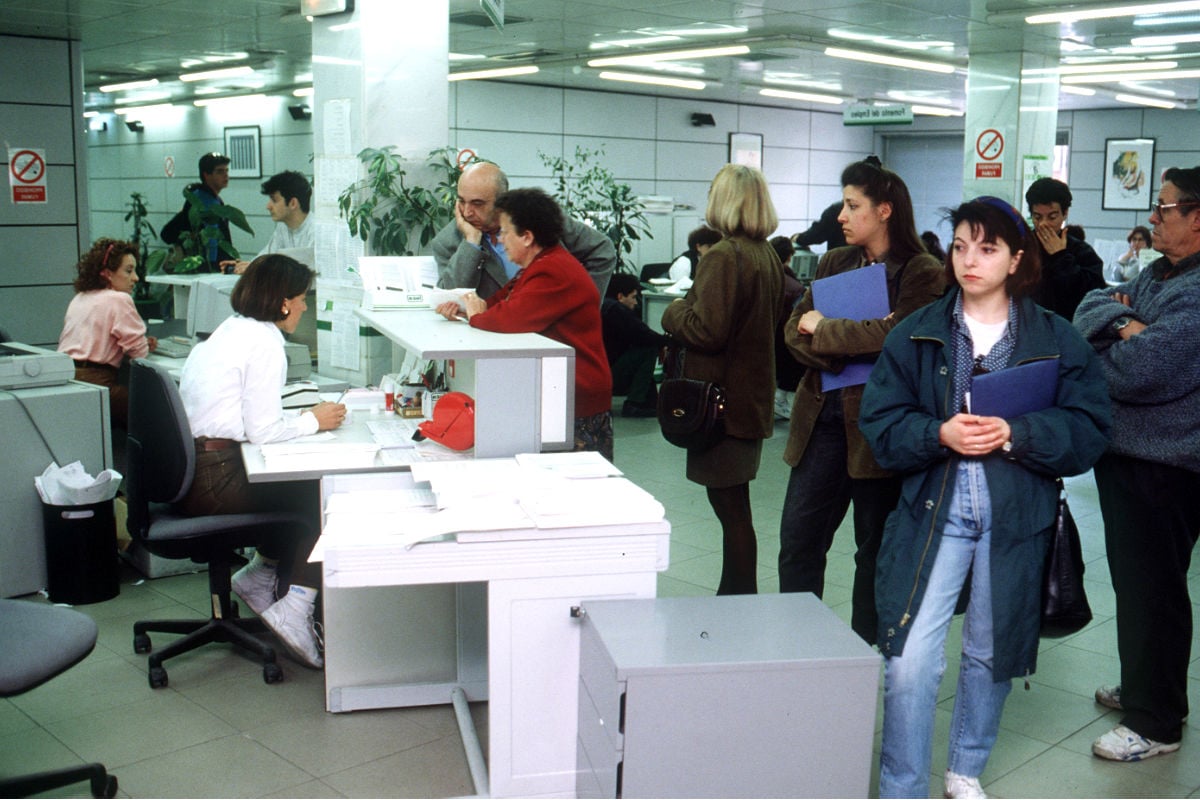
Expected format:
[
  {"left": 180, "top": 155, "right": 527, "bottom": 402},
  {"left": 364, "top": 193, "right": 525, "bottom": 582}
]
[{"left": 41, "top": 499, "right": 120, "bottom": 605}]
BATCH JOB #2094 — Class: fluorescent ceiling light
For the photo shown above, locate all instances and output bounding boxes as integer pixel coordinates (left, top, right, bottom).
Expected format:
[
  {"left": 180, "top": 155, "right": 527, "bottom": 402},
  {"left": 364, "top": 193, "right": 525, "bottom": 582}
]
[
  {"left": 115, "top": 91, "right": 171, "bottom": 104},
  {"left": 912, "top": 105, "right": 963, "bottom": 116},
  {"left": 449, "top": 52, "right": 488, "bottom": 61},
  {"left": 1131, "top": 32, "right": 1200, "bottom": 45},
  {"left": 656, "top": 24, "right": 747, "bottom": 37},
  {"left": 1107, "top": 44, "right": 1178, "bottom": 54},
  {"left": 99, "top": 78, "right": 159, "bottom": 93},
  {"left": 758, "top": 88, "right": 843, "bottom": 105},
  {"left": 824, "top": 47, "right": 955, "bottom": 74},
  {"left": 293, "top": 86, "right": 314, "bottom": 97},
  {"left": 448, "top": 65, "right": 539, "bottom": 81},
  {"left": 589, "top": 35, "right": 682, "bottom": 50},
  {"left": 1026, "top": 60, "right": 1178, "bottom": 75},
  {"left": 82, "top": 110, "right": 99, "bottom": 118},
  {"left": 1120, "top": 81, "right": 1176, "bottom": 96},
  {"left": 1062, "top": 67, "right": 1200, "bottom": 82},
  {"left": 1133, "top": 11, "right": 1200, "bottom": 24},
  {"left": 193, "top": 93, "right": 267, "bottom": 107},
  {"left": 1061, "top": 85, "right": 1097, "bottom": 95},
  {"left": 588, "top": 45, "right": 749, "bottom": 67},
  {"left": 827, "top": 28, "right": 953, "bottom": 51},
  {"left": 1026, "top": 1, "right": 1200, "bottom": 24},
  {"left": 1114, "top": 92, "right": 1179, "bottom": 108},
  {"left": 180, "top": 65, "right": 254, "bottom": 82},
  {"left": 598, "top": 71, "right": 706, "bottom": 90},
  {"left": 114, "top": 103, "right": 174, "bottom": 115},
  {"left": 312, "top": 54, "right": 361, "bottom": 67},
  {"left": 765, "top": 73, "right": 843, "bottom": 92}
]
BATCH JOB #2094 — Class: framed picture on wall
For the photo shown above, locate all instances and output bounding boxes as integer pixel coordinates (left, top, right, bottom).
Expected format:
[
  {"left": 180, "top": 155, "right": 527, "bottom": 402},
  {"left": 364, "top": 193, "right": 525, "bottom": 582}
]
[
  {"left": 224, "top": 125, "right": 262, "bottom": 179},
  {"left": 1103, "top": 138, "right": 1154, "bottom": 211},
  {"left": 729, "top": 132, "right": 763, "bottom": 170}
]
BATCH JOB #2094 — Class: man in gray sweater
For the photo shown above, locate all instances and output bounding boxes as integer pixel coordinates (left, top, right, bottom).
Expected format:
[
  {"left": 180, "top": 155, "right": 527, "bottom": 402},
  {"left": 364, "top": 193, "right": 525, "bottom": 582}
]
[
  {"left": 1073, "top": 164, "right": 1200, "bottom": 764},
  {"left": 431, "top": 161, "right": 616, "bottom": 301}
]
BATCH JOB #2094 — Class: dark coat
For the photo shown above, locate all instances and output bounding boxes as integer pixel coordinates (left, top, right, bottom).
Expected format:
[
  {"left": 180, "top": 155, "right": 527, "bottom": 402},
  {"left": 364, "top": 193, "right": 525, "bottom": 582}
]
[
  {"left": 661, "top": 236, "right": 784, "bottom": 440},
  {"left": 859, "top": 291, "right": 1111, "bottom": 680},
  {"left": 1033, "top": 235, "right": 1105, "bottom": 321},
  {"left": 783, "top": 246, "right": 946, "bottom": 476}
]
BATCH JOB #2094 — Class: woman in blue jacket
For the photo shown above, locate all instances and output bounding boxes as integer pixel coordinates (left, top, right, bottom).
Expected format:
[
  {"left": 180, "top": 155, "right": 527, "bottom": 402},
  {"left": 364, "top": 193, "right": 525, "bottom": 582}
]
[{"left": 859, "top": 198, "right": 1110, "bottom": 798}]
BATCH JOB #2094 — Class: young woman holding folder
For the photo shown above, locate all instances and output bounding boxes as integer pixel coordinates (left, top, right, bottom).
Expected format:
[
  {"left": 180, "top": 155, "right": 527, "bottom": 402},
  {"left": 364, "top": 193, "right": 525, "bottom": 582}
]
[
  {"left": 858, "top": 197, "right": 1110, "bottom": 798},
  {"left": 777, "top": 156, "right": 945, "bottom": 642}
]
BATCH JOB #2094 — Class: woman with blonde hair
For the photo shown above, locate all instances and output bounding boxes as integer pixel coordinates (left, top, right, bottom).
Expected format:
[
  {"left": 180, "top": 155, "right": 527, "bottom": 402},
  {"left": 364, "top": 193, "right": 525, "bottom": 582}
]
[{"left": 660, "top": 164, "right": 785, "bottom": 594}]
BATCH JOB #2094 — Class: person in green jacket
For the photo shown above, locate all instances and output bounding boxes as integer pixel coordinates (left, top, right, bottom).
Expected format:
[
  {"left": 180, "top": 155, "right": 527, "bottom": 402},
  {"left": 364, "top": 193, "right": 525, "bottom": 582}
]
[{"left": 860, "top": 197, "right": 1110, "bottom": 799}]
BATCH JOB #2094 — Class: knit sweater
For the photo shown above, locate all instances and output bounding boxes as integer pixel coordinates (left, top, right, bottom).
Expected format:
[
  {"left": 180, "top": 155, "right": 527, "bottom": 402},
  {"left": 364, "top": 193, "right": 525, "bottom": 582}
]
[{"left": 1073, "top": 250, "right": 1200, "bottom": 472}]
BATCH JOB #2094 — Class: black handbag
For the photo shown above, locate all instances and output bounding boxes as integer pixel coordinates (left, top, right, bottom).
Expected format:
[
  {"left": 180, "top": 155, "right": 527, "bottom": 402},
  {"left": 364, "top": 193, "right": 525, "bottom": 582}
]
[
  {"left": 1041, "top": 478, "right": 1093, "bottom": 637},
  {"left": 656, "top": 343, "right": 726, "bottom": 452}
]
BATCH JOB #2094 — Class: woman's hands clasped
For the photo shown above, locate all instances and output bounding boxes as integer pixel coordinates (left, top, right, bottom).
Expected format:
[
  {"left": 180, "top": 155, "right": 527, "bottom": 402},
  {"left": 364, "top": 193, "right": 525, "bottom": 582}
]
[
  {"left": 309, "top": 401, "right": 347, "bottom": 431},
  {"left": 939, "top": 413, "right": 1011, "bottom": 457}
]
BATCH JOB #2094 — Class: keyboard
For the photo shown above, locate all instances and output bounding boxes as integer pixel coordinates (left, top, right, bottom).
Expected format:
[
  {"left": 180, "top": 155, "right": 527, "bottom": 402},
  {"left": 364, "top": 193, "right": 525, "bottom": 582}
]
[{"left": 154, "top": 337, "right": 193, "bottom": 359}]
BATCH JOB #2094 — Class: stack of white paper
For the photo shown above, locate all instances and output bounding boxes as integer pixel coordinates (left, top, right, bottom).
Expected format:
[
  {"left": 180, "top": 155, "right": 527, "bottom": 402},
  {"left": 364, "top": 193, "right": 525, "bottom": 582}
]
[{"left": 260, "top": 441, "right": 380, "bottom": 471}]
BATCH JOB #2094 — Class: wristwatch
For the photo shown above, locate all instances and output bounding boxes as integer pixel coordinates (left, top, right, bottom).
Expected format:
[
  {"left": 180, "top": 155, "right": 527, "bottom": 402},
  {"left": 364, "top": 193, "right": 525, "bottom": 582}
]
[
  {"left": 1001, "top": 440, "right": 1013, "bottom": 454},
  {"left": 1111, "top": 316, "right": 1134, "bottom": 334}
]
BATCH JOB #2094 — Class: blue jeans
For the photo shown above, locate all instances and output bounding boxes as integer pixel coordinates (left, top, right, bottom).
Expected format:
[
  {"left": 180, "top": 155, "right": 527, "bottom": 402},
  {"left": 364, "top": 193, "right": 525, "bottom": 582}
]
[{"left": 878, "top": 462, "right": 1012, "bottom": 798}]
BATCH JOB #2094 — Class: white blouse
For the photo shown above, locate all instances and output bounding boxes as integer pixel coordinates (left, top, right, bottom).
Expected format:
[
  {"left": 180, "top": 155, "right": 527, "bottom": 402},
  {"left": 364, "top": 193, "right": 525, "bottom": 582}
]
[{"left": 179, "top": 314, "right": 318, "bottom": 443}]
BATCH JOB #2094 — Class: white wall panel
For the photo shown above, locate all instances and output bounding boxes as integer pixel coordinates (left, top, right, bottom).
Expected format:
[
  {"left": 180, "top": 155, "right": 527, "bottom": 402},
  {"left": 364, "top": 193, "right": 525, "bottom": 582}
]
[{"left": 564, "top": 90, "right": 656, "bottom": 140}]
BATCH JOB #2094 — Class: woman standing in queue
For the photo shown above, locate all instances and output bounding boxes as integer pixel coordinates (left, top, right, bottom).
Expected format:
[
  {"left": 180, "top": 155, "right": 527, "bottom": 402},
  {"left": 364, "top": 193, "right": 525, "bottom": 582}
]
[
  {"left": 438, "top": 187, "right": 614, "bottom": 460},
  {"left": 178, "top": 254, "right": 346, "bottom": 669},
  {"left": 777, "top": 156, "right": 946, "bottom": 641},
  {"left": 58, "top": 238, "right": 158, "bottom": 428},
  {"left": 859, "top": 198, "right": 1109, "bottom": 797},
  {"left": 659, "top": 164, "right": 784, "bottom": 595}
]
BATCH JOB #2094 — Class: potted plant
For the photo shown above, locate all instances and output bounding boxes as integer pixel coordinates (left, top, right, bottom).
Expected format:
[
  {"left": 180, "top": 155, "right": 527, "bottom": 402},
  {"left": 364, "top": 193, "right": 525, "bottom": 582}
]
[
  {"left": 168, "top": 189, "right": 254, "bottom": 274},
  {"left": 338, "top": 146, "right": 465, "bottom": 256},
  {"left": 539, "top": 146, "right": 651, "bottom": 273},
  {"left": 124, "top": 192, "right": 158, "bottom": 299}
]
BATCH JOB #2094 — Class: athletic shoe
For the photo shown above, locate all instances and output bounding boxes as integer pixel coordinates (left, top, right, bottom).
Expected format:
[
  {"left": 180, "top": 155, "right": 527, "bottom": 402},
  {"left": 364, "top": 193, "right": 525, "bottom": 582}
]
[
  {"left": 231, "top": 561, "right": 277, "bottom": 616},
  {"left": 944, "top": 770, "right": 987, "bottom": 799},
  {"left": 261, "top": 591, "right": 324, "bottom": 669},
  {"left": 1092, "top": 725, "right": 1180, "bottom": 762},
  {"left": 1095, "top": 684, "right": 1123, "bottom": 711}
]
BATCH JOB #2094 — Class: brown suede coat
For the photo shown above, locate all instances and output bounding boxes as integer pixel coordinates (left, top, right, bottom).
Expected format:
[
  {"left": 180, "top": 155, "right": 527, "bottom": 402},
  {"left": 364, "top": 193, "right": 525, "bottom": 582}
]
[
  {"left": 661, "top": 235, "right": 785, "bottom": 440},
  {"left": 783, "top": 245, "right": 945, "bottom": 477}
]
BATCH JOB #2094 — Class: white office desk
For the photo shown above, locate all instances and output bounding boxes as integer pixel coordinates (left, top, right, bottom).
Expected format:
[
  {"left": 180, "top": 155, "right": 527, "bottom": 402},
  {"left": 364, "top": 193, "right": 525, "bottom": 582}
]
[
  {"left": 355, "top": 308, "right": 575, "bottom": 458},
  {"left": 318, "top": 470, "right": 670, "bottom": 798}
]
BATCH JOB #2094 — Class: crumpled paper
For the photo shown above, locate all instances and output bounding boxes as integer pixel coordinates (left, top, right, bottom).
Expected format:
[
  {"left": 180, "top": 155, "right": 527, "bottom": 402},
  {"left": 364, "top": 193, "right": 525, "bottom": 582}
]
[{"left": 34, "top": 461, "right": 122, "bottom": 506}]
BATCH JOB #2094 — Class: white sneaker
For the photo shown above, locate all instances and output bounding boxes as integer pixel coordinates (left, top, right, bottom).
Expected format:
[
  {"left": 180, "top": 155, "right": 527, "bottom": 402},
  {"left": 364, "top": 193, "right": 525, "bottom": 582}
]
[
  {"left": 944, "top": 770, "right": 987, "bottom": 799},
  {"left": 261, "top": 590, "right": 324, "bottom": 669},
  {"left": 774, "top": 390, "right": 792, "bottom": 420},
  {"left": 231, "top": 561, "right": 277, "bottom": 616},
  {"left": 1092, "top": 725, "right": 1180, "bottom": 762}
]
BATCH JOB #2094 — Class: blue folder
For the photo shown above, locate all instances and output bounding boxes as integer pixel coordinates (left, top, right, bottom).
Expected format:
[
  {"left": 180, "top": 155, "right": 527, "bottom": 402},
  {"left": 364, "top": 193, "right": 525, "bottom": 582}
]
[
  {"left": 810, "top": 262, "right": 889, "bottom": 391},
  {"left": 970, "top": 358, "right": 1058, "bottom": 418}
]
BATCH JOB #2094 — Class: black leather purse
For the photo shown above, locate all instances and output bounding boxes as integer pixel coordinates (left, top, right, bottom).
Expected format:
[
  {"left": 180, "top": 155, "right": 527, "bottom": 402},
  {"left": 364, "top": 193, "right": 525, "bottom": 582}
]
[
  {"left": 656, "top": 343, "right": 726, "bottom": 452},
  {"left": 1041, "top": 479, "right": 1093, "bottom": 637}
]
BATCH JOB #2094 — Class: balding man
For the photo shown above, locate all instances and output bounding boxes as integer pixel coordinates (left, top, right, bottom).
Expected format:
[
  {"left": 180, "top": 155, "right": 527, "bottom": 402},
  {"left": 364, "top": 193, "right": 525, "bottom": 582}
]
[
  {"left": 431, "top": 162, "right": 616, "bottom": 300},
  {"left": 1074, "top": 165, "right": 1200, "bottom": 764}
]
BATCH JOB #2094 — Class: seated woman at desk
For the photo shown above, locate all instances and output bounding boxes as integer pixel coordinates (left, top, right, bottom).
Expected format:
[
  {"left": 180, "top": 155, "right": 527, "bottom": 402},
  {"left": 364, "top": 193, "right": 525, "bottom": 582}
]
[
  {"left": 178, "top": 254, "right": 346, "bottom": 669},
  {"left": 58, "top": 238, "right": 158, "bottom": 428},
  {"left": 435, "top": 188, "right": 614, "bottom": 460}
]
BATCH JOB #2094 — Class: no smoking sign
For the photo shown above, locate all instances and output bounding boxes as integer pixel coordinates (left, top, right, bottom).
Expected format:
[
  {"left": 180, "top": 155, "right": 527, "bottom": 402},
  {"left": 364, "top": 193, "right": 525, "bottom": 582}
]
[
  {"left": 8, "top": 147, "right": 47, "bottom": 204},
  {"left": 974, "top": 129, "right": 1005, "bottom": 179}
]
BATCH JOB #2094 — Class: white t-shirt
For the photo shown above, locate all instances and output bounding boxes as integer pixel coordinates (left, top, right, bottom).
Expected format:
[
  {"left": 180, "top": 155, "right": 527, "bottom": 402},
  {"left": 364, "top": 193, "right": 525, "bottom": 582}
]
[{"left": 257, "top": 214, "right": 315, "bottom": 260}]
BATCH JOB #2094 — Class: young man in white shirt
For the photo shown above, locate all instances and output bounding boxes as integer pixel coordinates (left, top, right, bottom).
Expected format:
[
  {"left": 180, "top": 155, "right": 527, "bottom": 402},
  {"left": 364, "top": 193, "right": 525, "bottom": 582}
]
[{"left": 226, "top": 171, "right": 314, "bottom": 274}]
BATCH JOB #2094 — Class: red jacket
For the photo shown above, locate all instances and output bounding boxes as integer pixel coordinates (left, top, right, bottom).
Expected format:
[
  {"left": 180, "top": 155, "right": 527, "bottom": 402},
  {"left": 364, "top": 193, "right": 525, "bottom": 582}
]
[{"left": 470, "top": 244, "right": 613, "bottom": 417}]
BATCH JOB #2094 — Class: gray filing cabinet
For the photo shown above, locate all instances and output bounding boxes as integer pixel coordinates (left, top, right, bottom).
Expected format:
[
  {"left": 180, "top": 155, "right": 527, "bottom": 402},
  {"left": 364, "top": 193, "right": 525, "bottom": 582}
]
[
  {"left": 576, "top": 594, "right": 881, "bottom": 798},
  {"left": 0, "top": 381, "right": 113, "bottom": 597}
]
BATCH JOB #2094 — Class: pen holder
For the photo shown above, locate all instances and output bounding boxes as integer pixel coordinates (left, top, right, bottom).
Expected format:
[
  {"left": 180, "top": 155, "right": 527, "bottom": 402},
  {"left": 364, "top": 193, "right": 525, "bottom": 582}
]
[{"left": 397, "top": 382, "right": 425, "bottom": 412}]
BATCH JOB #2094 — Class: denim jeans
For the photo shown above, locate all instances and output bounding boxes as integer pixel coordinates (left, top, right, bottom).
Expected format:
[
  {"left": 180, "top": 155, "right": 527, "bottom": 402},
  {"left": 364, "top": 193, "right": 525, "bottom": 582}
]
[{"left": 878, "top": 461, "right": 1012, "bottom": 798}]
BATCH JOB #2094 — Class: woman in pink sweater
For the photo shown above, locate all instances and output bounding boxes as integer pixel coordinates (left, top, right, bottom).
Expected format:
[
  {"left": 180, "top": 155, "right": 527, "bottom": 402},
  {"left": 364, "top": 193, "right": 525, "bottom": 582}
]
[{"left": 58, "top": 238, "right": 157, "bottom": 427}]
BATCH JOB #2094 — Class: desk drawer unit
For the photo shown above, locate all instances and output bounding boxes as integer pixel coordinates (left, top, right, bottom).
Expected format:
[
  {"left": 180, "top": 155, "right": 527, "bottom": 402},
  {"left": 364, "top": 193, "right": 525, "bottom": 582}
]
[{"left": 576, "top": 594, "right": 882, "bottom": 799}]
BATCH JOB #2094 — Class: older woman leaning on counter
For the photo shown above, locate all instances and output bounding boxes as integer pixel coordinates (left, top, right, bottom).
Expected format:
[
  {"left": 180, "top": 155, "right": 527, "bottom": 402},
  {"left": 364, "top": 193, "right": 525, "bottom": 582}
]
[
  {"left": 659, "top": 164, "right": 785, "bottom": 596},
  {"left": 437, "top": 187, "right": 614, "bottom": 460}
]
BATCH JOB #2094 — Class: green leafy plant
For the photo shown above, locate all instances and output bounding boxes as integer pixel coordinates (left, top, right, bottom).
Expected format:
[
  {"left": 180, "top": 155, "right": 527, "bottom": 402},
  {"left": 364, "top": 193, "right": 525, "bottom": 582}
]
[
  {"left": 538, "top": 146, "right": 651, "bottom": 273},
  {"left": 338, "top": 146, "right": 465, "bottom": 256},
  {"left": 124, "top": 192, "right": 158, "bottom": 298},
  {"left": 172, "top": 189, "right": 254, "bottom": 273}
]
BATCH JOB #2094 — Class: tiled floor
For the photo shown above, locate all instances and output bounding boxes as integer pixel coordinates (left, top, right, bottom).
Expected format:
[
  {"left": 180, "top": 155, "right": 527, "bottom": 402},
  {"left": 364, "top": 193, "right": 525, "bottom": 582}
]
[{"left": 4, "top": 411, "right": 1199, "bottom": 798}]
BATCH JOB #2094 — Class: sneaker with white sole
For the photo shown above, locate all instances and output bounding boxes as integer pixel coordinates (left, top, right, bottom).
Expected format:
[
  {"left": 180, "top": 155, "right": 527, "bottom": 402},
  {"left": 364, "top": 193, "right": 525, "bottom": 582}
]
[
  {"left": 944, "top": 770, "right": 987, "bottom": 799},
  {"left": 1092, "top": 725, "right": 1180, "bottom": 762},
  {"left": 231, "top": 561, "right": 277, "bottom": 616},
  {"left": 1094, "top": 684, "right": 1123, "bottom": 711},
  {"left": 261, "top": 590, "right": 324, "bottom": 669}
]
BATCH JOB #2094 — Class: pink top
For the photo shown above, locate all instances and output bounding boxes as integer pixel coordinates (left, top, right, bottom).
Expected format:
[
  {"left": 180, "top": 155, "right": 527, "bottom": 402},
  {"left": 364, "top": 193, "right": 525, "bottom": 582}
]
[{"left": 58, "top": 289, "right": 150, "bottom": 368}]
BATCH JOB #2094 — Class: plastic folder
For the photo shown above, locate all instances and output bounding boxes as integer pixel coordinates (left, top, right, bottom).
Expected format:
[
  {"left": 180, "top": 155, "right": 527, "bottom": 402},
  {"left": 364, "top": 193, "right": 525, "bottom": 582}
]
[
  {"left": 810, "top": 262, "right": 889, "bottom": 391},
  {"left": 970, "top": 358, "right": 1058, "bottom": 418}
]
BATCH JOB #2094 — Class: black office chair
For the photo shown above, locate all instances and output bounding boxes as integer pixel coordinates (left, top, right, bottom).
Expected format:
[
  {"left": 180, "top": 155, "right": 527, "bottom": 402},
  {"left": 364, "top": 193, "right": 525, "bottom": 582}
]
[
  {"left": 0, "top": 599, "right": 117, "bottom": 798},
  {"left": 125, "top": 358, "right": 311, "bottom": 688},
  {"left": 639, "top": 262, "right": 672, "bottom": 283}
]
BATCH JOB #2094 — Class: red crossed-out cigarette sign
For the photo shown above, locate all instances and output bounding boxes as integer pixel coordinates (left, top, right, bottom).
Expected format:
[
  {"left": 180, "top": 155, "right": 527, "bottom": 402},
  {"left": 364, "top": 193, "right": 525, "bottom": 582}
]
[
  {"left": 9, "top": 148, "right": 47, "bottom": 204},
  {"left": 975, "top": 129, "right": 1004, "bottom": 179}
]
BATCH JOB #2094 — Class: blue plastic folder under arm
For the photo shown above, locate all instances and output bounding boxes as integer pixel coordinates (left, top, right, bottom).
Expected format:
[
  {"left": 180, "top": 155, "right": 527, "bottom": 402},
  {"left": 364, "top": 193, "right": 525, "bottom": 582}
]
[
  {"left": 810, "top": 262, "right": 889, "bottom": 391},
  {"left": 969, "top": 358, "right": 1058, "bottom": 418}
]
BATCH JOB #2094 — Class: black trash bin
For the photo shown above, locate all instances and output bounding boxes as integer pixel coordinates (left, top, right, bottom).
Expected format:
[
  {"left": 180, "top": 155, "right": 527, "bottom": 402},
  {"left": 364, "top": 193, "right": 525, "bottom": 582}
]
[{"left": 42, "top": 499, "right": 120, "bottom": 605}]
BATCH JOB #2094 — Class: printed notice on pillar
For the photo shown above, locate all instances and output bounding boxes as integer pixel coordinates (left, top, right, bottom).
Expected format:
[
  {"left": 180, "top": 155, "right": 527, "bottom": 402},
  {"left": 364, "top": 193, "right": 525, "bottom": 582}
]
[
  {"left": 974, "top": 129, "right": 1004, "bottom": 180},
  {"left": 8, "top": 148, "right": 47, "bottom": 204}
]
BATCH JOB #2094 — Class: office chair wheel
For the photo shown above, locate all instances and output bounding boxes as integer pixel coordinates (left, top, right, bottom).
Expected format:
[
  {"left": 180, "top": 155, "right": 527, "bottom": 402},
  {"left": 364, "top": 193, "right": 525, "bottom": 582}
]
[
  {"left": 92, "top": 772, "right": 118, "bottom": 798},
  {"left": 133, "top": 633, "right": 151, "bottom": 654},
  {"left": 263, "top": 662, "right": 284, "bottom": 684},
  {"left": 148, "top": 666, "right": 168, "bottom": 689}
]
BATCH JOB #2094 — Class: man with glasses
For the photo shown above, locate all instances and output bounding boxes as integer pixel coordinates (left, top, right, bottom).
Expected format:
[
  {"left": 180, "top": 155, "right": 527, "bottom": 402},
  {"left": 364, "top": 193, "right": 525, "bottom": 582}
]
[
  {"left": 1074, "top": 165, "right": 1200, "bottom": 763},
  {"left": 161, "top": 152, "right": 232, "bottom": 272},
  {"left": 1024, "top": 177, "right": 1105, "bottom": 320}
]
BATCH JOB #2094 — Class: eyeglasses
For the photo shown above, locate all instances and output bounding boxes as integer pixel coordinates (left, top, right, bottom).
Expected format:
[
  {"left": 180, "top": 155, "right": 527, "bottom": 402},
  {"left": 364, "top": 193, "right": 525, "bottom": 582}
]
[{"left": 1153, "top": 200, "right": 1200, "bottom": 217}]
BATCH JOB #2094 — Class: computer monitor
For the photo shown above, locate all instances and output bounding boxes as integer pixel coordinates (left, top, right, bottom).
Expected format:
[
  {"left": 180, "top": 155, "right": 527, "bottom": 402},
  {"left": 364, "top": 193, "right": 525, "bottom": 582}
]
[
  {"left": 791, "top": 251, "right": 819, "bottom": 282},
  {"left": 186, "top": 276, "right": 239, "bottom": 339}
]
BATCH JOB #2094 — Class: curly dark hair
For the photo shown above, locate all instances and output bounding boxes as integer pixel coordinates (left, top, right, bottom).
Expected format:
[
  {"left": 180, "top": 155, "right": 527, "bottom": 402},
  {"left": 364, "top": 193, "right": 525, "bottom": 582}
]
[
  {"left": 230, "top": 254, "right": 315, "bottom": 322},
  {"left": 74, "top": 238, "right": 138, "bottom": 292},
  {"left": 493, "top": 188, "right": 564, "bottom": 248}
]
